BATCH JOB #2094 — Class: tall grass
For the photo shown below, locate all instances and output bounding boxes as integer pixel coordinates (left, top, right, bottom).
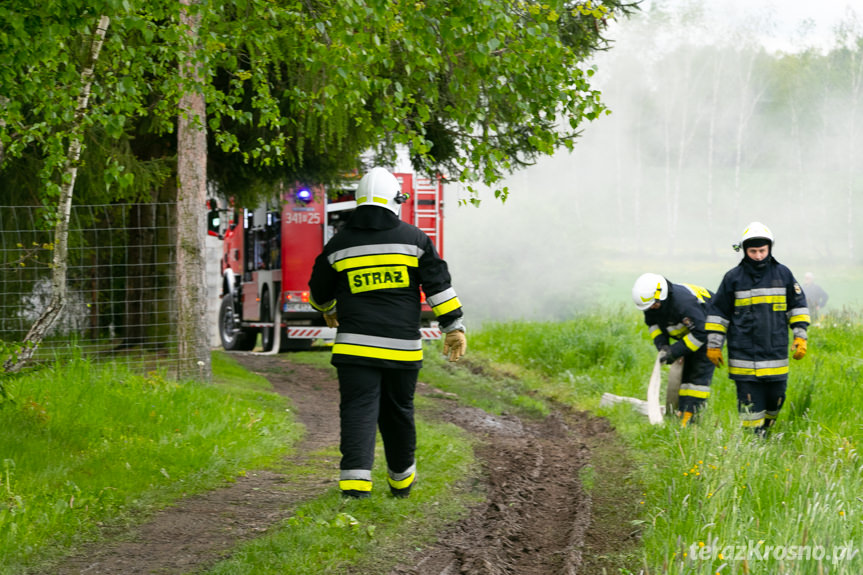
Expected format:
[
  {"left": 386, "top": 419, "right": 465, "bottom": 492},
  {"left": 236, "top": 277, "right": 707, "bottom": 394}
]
[
  {"left": 0, "top": 351, "right": 300, "bottom": 574},
  {"left": 469, "top": 307, "right": 863, "bottom": 574}
]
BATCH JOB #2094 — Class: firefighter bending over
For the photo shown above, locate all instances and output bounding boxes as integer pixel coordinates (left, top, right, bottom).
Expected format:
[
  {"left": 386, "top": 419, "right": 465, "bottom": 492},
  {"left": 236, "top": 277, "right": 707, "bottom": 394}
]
[
  {"left": 632, "top": 273, "right": 716, "bottom": 427},
  {"left": 308, "top": 167, "right": 467, "bottom": 499},
  {"left": 705, "top": 222, "right": 809, "bottom": 436}
]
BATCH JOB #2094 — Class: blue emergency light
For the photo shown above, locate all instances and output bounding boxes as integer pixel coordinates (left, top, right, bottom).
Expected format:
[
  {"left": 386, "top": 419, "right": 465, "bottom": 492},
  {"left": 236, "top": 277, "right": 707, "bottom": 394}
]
[{"left": 296, "top": 188, "right": 312, "bottom": 203}]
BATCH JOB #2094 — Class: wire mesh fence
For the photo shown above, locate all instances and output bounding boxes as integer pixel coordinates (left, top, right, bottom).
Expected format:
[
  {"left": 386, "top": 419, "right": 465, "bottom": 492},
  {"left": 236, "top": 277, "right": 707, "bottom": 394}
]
[{"left": 0, "top": 203, "right": 205, "bottom": 380}]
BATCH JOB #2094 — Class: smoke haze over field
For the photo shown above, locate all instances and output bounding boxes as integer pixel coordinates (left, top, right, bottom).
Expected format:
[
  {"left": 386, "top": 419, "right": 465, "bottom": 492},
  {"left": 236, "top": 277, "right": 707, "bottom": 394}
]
[{"left": 443, "top": 0, "right": 863, "bottom": 324}]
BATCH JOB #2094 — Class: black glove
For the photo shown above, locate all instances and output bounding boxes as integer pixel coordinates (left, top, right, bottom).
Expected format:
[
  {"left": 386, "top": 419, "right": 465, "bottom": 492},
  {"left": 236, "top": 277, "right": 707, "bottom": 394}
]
[{"left": 658, "top": 346, "right": 675, "bottom": 365}]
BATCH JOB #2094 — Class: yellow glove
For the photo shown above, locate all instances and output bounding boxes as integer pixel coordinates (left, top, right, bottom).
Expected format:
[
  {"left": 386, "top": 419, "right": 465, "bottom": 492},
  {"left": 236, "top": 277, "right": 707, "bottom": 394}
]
[
  {"left": 706, "top": 347, "right": 724, "bottom": 367},
  {"left": 323, "top": 311, "right": 339, "bottom": 328},
  {"left": 443, "top": 330, "right": 467, "bottom": 362},
  {"left": 792, "top": 337, "right": 807, "bottom": 360}
]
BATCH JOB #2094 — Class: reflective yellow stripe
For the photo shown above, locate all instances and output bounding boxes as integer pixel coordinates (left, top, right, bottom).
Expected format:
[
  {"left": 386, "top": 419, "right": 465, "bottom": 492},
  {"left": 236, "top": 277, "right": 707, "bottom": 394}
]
[
  {"left": 340, "top": 479, "right": 372, "bottom": 492},
  {"left": 332, "top": 343, "right": 423, "bottom": 362},
  {"left": 679, "top": 388, "right": 711, "bottom": 399},
  {"left": 668, "top": 326, "right": 687, "bottom": 337},
  {"left": 735, "top": 295, "right": 786, "bottom": 306},
  {"left": 333, "top": 253, "right": 419, "bottom": 272},
  {"left": 683, "top": 333, "right": 700, "bottom": 351},
  {"left": 432, "top": 297, "right": 461, "bottom": 317},
  {"left": 705, "top": 322, "right": 726, "bottom": 333},
  {"left": 387, "top": 472, "right": 415, "bottom": 490},
  {"left": 682, "top": 283, "right": 712, "bottom": 302},
  {"left": 310, "top": 297, "right": 336, "bottom": 312},
  {"left": 729, "top": 365, "right": 789, "bottom": 377},
  {"left": 649, "top": 328, "right": 662, "bottom": 340},
  {"left": 741, "top": 417, "right": 765, "bottom": 428},
  {"left": 790, "top": 314, "right": 811, "bottom": 323}
]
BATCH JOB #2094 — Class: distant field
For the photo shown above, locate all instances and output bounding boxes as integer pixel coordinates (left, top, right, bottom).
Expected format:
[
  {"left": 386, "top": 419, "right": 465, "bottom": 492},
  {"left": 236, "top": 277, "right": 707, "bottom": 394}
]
[
  {"left": 453, "top": 246, "right": 861, "bottom": 326},
  {"left": 594, "top": 255, "right": 863, "bottom": 312}
]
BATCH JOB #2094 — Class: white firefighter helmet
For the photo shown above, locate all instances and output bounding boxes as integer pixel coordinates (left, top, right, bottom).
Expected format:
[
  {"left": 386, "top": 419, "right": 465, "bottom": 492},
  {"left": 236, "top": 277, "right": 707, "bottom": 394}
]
[
  {"left": 354, "top": 167, "right": 406, "bottom": 215},
  {"left": 631, "top": 273, "right": 668, "bottom": 311},
  {"left": 735, "top": 221, "right": 774, "bottom": 252}
]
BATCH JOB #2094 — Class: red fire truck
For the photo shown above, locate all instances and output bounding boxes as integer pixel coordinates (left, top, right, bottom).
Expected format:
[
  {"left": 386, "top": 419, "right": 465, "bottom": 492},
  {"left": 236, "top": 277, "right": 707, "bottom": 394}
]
[{"left": 212, "top": 172, "right": 445, "bottom": 352}]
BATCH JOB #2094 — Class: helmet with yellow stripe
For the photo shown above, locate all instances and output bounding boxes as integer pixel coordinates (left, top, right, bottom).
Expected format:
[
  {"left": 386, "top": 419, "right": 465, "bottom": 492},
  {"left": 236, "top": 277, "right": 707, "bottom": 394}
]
[
  {"left": 631, "top": 273, "right": 668, "bottom": 311},
  {"left": 734, "top": 221, "right": 774, "bottom": 252},
  {"left": 354, "top": 167, "right": 408, "bottom": 216}
]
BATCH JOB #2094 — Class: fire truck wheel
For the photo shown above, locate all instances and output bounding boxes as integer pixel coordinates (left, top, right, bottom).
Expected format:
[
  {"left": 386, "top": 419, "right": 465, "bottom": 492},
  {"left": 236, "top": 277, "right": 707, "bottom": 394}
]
[
  {"left": 260, "top": 295, "right": 276, "bottom": 352},
  {"left": 219, "top": 295, "right": 256, "bottom": 351}
]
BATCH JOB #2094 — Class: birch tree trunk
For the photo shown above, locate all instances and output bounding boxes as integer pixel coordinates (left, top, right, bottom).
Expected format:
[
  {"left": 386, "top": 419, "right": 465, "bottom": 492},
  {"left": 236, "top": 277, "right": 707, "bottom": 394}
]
[
  {"left": 176, "top": 0, "right": 211, "bottom": 381},
  {"left": 663, "top": 52, "right": 703, "bottom": 255},
  {"left": 845, "top": 42, "right": 862, "bottom": 261},
  {"left": 3, "top": 15, "right": 110, "bottom": 374},
  {"left": 732, "top": 49, "right": 767, "bottom": 224},
  {"left": 706, "top": 51, "right": 724, "bottom": 258},
  {"left": 632, "top": 96, "right": 644, "bottom": 255}
]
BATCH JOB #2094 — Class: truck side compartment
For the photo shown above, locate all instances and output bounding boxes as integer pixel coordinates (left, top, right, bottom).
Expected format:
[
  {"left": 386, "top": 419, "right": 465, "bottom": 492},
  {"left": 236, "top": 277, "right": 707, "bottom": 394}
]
[{"left": 212, "top": 173, "right": 444, "bottom": 352}]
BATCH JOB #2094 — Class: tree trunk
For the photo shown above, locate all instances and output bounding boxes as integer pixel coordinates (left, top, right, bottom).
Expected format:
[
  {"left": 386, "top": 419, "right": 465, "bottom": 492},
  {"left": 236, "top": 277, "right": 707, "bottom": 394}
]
[
  {"left": 3, "top": 15, "right": 110, "bottom": 374},
  {"left": 732, "top": 49, "right": 766, "bottom": 225},
  {"left": 633, "top": 99, "right": 643, "bottom": 255},
  {"left": 706, "top": 51, "right": 724, "bottom": 258},
  {"left": 176, "top": 0, "right": 211, "bottom": 381},
  {"left": 846, "top": 43, "right": 862, "bottom": 261}
]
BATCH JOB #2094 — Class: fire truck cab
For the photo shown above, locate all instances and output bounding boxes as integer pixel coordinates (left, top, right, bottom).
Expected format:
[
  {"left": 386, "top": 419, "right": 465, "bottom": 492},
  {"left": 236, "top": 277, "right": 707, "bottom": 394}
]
[{"left": 212, "top": 172, "right": 444, "bottom": 352}]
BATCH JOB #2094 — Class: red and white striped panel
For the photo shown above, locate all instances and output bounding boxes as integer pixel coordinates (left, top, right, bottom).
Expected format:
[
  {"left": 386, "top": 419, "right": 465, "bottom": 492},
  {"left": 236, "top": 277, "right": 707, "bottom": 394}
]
[
  {"left": 421, "top": 327, "right": 442, "bottom": 340},
  {"left": 286, "top": 326, "right": 336, "bottom": 339}
]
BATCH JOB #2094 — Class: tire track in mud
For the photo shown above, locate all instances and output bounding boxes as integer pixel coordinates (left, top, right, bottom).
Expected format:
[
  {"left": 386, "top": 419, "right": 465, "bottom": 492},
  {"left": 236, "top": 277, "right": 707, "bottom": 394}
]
[{"left": 391, "top": 407, "right": 595, "bottom": 575}]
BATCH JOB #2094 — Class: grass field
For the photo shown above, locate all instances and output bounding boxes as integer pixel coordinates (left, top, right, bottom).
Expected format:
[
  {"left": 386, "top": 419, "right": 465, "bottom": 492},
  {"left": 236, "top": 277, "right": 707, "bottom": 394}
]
[
  {"left": 470, "top": 306, "right": 863, "bottom": 574},
  {"left": 0, "top": 353, "right": 300, "bottom": 574},
  {"left": 1, "top": 298, "right": 861, "bottom": 573}
]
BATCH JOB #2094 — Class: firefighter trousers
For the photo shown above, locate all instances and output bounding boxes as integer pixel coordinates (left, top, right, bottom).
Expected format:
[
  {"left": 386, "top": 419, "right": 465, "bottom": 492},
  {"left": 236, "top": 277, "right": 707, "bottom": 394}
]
[
  {"left": 337, "top": 365, "right": 418, "bottom": 490},
  {"left": 735, "top": 378, "right": 787, "bottom": 432},
  {"left": 677, "top": 348, "right": 716, "bottom": 415}
]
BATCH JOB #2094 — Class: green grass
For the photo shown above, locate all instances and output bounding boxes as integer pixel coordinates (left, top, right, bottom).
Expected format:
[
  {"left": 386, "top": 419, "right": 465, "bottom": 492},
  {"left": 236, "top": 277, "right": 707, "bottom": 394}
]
[
  {"left": 467, "top": 307, "right": 863, "bottom": 574},
  {"left": 0, "top": 351, "right": 300, "bottom": 575},
  {"left": 5, "top": 305, "right": 861, "bottom": 574}
]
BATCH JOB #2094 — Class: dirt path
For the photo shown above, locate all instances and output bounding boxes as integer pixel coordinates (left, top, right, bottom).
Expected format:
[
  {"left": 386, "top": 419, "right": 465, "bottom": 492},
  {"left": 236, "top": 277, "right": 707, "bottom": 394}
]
[{"left": 46, "top": 354, "right": 639, "bottom": 574}]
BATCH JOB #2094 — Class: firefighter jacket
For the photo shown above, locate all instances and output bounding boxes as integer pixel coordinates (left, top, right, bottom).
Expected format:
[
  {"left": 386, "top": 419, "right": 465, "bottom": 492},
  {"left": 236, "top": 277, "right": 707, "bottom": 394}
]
[
  {"left": 705, "top": 256, "right": 809, "bottom": 382},
  {"left": 308, "top": 206, "right": 463, "bottom": 369},
  {"left": 643, "top": 282, "right": 713, "bottom": 363}
]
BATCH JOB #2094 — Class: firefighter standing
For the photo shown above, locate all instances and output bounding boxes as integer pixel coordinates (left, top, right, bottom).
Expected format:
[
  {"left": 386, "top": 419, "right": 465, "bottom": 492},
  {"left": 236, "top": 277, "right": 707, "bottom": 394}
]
[
  {"left": 631, "top": 273, "right": 716, "bottom": 426},
  {"left": 802, "top": 272, "right": 829, "bottom": 323},
  {"left": 308, "top": 167, "right": 466, "bottom": 499},
  {"left": 705, "top": 222, "right": 809, "bottom": 435}
]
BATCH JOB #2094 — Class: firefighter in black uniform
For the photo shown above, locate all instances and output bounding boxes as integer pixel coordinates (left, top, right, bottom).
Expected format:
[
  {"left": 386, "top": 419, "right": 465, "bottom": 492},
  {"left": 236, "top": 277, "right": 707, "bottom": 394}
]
[
  {"left": 308, "top": 167, "right": 466, "bottom": 499},
  {"left": 705, "top": 222, "right": 809, "bottom": 435},
  {"left": 631, "top": 273, "right": 716, "bottom": 426}
]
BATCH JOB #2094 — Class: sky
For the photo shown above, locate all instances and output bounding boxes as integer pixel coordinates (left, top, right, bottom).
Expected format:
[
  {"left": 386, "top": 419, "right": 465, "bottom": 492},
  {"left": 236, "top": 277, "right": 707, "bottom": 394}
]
[
  {"left": 442, "top": 0, "right": 863, "bottom": 323},
  {"left": 638, "top": 0, "right": 859, "bottom": 53}
]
